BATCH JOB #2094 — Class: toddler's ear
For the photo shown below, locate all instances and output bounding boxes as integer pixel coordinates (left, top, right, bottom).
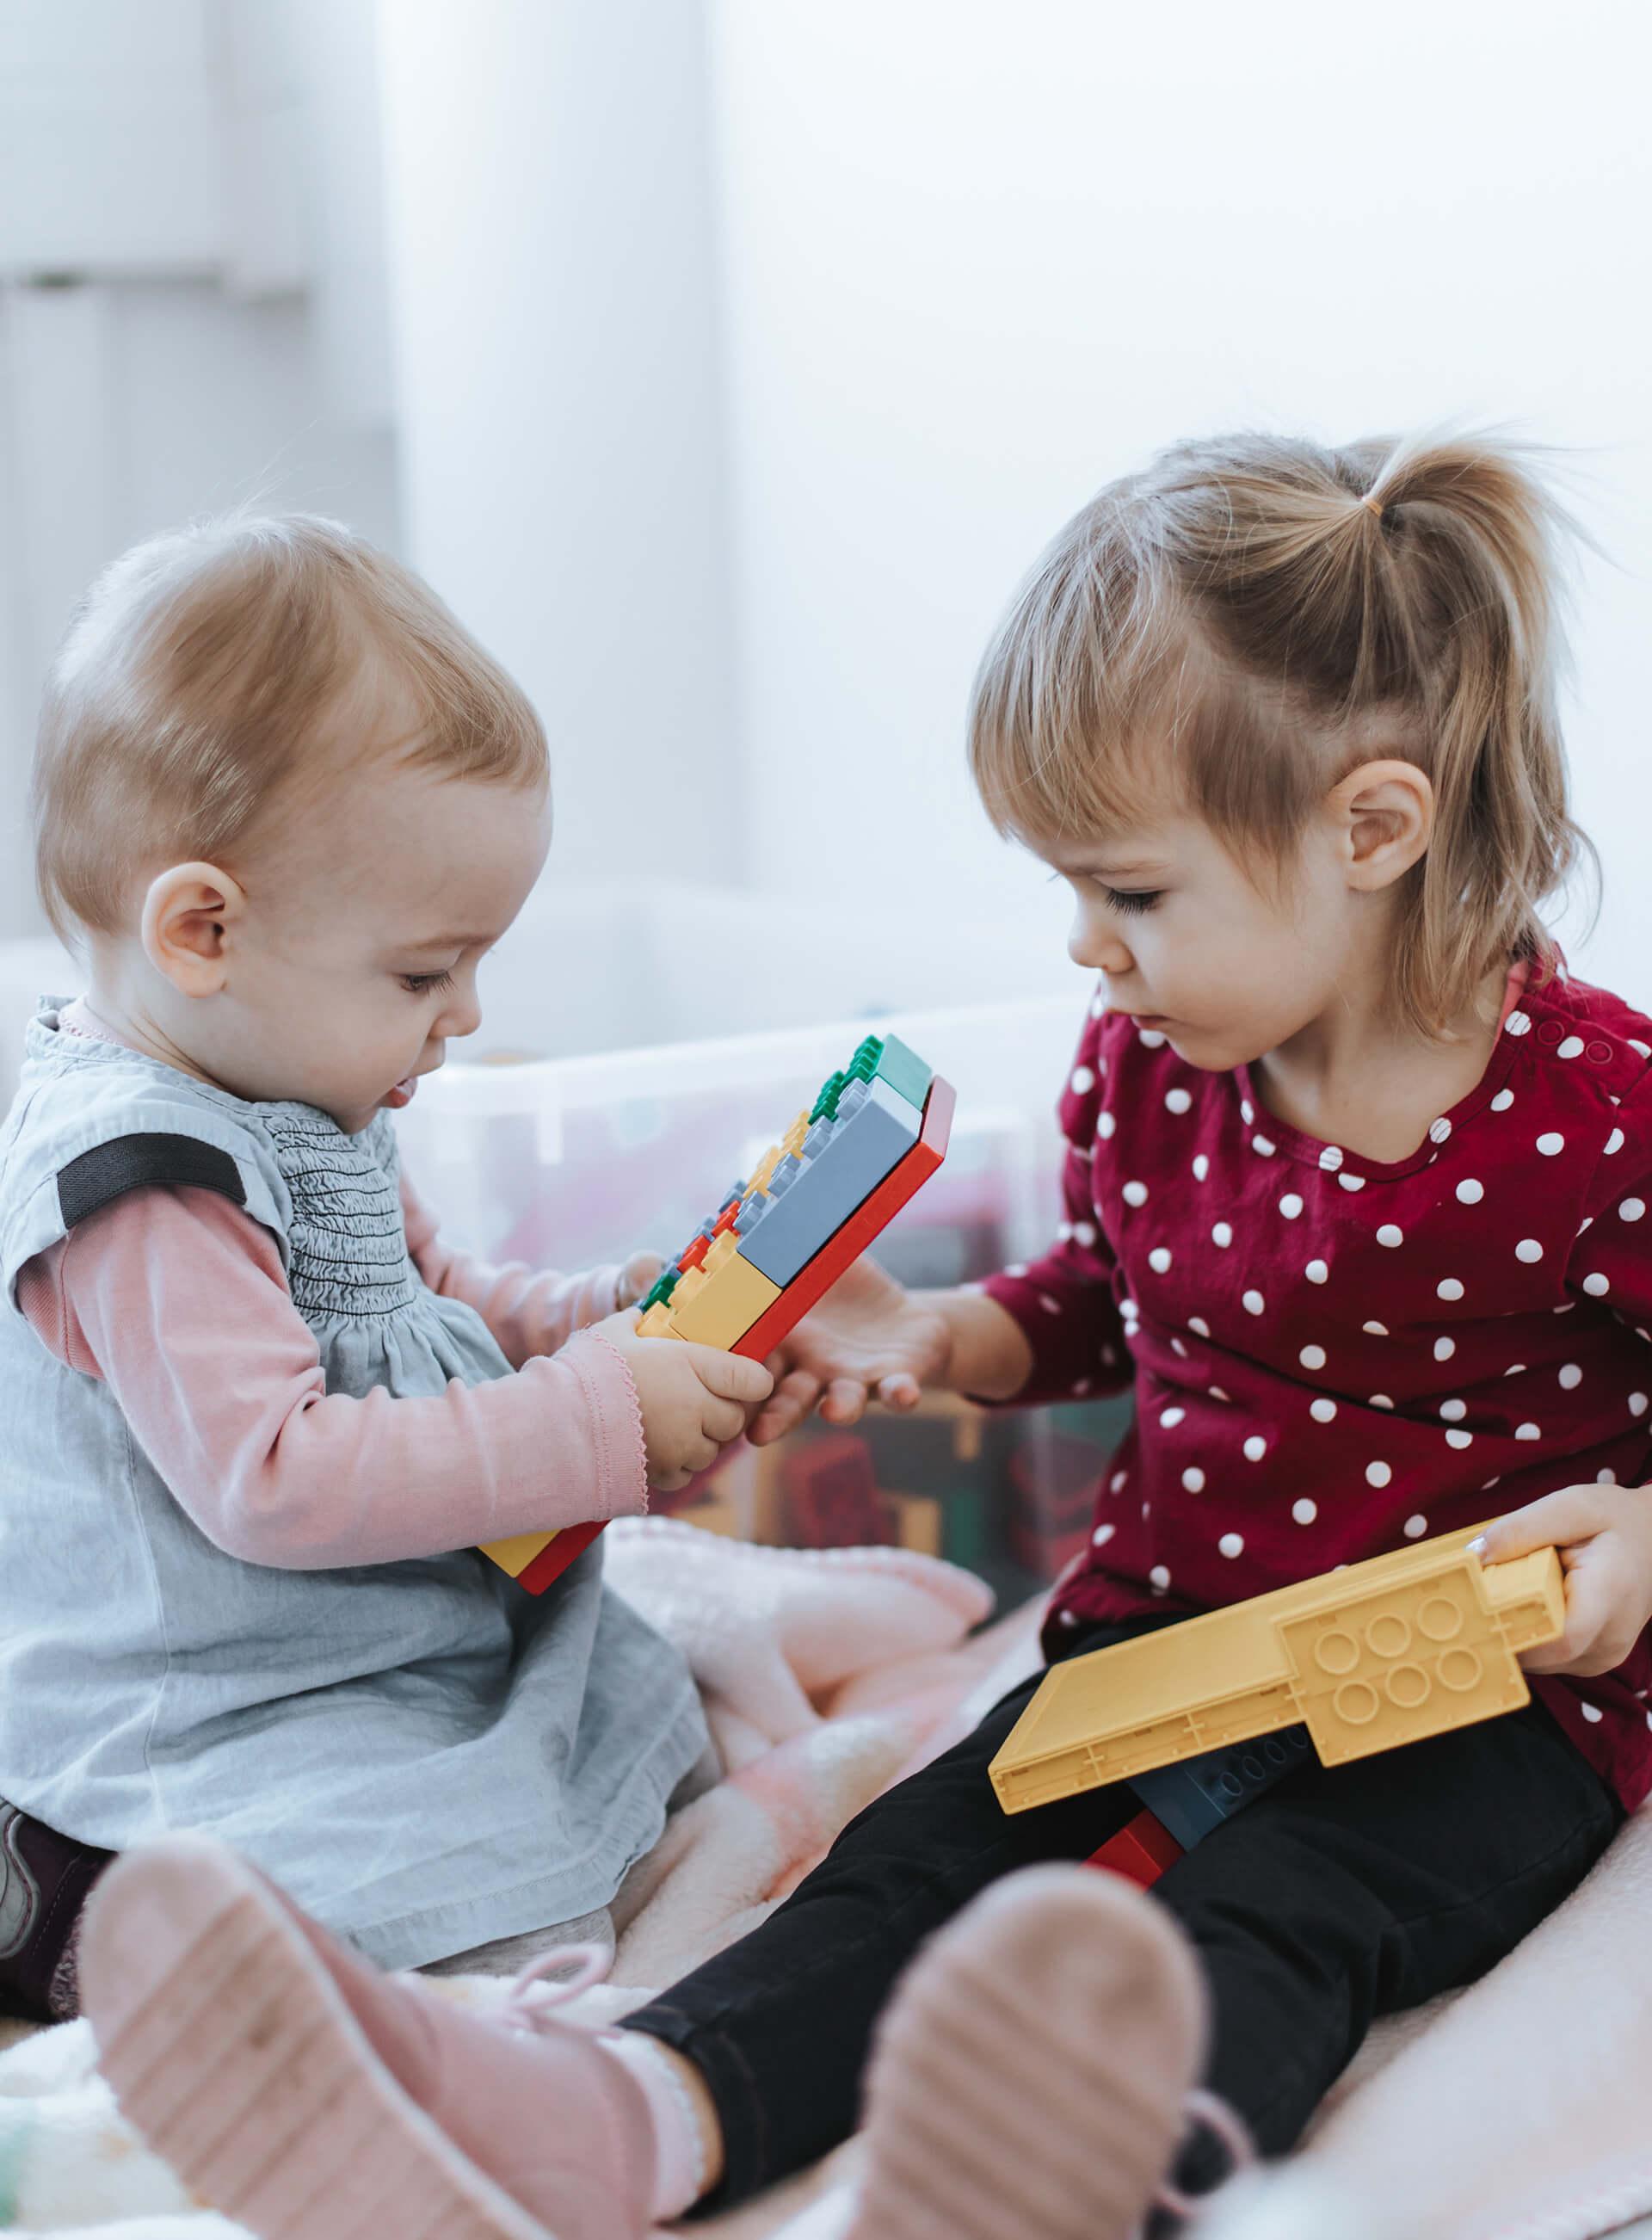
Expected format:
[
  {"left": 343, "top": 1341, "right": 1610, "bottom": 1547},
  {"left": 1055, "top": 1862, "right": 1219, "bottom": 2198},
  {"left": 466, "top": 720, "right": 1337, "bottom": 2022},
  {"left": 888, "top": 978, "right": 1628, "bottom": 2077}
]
[
  {"left": 1332, "top": 759, "right": 1433, "bottom": 892},
  {"left": 140, "top": 861, "right": 246, "bottom": 997}
]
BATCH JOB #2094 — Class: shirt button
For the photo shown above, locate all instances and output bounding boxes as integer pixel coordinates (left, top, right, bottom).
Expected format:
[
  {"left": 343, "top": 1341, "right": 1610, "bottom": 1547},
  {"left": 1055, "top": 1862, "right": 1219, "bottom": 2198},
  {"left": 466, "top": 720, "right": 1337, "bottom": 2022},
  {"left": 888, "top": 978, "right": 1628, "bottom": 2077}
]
[
  {"left": 1538, "top": 1021, "right": 1564, "bottom": 1046},
  {"left": 1587, "top": 1040, "right": 1613, "bottom": 1064}
]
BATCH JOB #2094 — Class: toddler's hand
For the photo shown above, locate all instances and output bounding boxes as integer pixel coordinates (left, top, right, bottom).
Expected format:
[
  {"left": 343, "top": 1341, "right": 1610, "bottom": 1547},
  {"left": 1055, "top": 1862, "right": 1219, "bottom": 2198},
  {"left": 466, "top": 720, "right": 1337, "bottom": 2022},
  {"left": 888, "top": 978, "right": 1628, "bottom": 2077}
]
[
  {"left": 1473, "top": 1484, "right": 1652, "bottom": 1677},
  {"left": 594, "top": 1311, "right": 774, "bottom": 1494},
  {"left": 749, "top": 1256, "right": 952, "bottom": 1447},
  {"left": 615, "top": 1251, "right": 664, "bottom": 1311}
]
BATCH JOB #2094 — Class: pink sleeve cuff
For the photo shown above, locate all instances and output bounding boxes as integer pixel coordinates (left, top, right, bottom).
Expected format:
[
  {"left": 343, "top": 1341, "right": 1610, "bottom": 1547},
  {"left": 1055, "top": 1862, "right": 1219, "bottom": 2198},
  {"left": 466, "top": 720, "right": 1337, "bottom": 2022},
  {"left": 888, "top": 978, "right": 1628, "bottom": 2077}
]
[{"left": 572, "top": 1328, "right": 650, "bottom": 1517}]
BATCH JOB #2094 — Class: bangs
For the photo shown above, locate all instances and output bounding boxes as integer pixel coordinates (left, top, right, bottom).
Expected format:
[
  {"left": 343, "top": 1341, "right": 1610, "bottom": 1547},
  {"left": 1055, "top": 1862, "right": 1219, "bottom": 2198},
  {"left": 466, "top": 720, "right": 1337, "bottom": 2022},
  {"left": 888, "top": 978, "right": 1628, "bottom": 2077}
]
[{"left": 968, "top": 527, "right": 1329, "bottom": 860}]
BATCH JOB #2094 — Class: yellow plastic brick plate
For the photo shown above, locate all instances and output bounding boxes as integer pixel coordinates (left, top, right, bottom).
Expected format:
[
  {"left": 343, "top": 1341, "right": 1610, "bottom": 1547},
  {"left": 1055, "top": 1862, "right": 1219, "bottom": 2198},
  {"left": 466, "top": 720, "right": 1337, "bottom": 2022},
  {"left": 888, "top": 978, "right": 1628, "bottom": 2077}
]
[{"left": 989, "top": 1525, "right": 1564, "bottom": 1815}]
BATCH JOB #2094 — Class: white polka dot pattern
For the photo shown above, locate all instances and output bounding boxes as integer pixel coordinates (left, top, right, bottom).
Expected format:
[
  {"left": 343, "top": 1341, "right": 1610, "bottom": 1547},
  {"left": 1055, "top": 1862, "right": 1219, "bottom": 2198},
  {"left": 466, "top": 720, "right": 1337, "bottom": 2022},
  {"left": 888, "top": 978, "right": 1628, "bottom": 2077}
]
[{"left": 1008, "top": 985, "right": 1652, "bottom": 1768}]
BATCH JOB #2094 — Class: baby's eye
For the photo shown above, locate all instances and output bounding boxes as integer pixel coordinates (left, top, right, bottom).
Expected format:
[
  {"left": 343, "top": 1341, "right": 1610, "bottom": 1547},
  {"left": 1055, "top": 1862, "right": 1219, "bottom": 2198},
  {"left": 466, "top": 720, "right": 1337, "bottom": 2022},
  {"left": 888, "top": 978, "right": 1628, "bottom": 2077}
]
[
  {"left": 1101, "top": 887, "right": 1162, "bottom": 916},
  {"left": 398, "top": 969, "right": 456, "bottom": 996}
]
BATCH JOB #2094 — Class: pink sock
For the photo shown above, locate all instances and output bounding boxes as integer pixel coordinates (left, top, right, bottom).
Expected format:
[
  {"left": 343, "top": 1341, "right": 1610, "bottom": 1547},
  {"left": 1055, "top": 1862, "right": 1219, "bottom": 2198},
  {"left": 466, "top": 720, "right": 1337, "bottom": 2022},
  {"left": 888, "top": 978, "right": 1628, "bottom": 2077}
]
[{"left": 604, "top": 2028, "right": 710, "bottom": 2221}]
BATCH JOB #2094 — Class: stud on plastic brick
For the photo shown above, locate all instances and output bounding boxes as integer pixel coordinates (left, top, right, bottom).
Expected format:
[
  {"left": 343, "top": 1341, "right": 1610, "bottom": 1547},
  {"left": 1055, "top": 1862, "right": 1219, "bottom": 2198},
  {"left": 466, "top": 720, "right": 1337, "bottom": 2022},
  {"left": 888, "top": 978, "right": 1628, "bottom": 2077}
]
[
  {"left": 872, "top": 1034, "right": 933, "bottom": 1112},
  {"left": 739, "top": 1078, "right": 922, "bottom": 1290}
]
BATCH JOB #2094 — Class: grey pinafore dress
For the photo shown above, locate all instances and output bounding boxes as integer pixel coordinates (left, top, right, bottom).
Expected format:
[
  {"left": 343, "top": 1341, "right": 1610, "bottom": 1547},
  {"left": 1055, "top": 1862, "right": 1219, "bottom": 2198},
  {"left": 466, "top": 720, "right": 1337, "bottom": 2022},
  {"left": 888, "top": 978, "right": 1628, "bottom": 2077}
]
[{"left": 0, "top": 1003, "right": 706, "bottom": 1967}]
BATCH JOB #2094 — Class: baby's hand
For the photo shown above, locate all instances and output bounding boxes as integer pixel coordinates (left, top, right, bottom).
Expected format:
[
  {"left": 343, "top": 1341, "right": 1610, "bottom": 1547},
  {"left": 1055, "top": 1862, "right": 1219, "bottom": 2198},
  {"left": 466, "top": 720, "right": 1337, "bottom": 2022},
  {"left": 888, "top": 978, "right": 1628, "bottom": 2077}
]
[
  {"left": 749, "top": 1256, "right": 952, "bottom": 1447},
  {"left": 1473, "top": 1483, "right": 1652, "bottom": 1677},
  {"left": 594, "top": 1311, "right": 774, "bottom": 1493},
  {"left": 615, "top": 1251, "right": 665, "bottom": 1311}
]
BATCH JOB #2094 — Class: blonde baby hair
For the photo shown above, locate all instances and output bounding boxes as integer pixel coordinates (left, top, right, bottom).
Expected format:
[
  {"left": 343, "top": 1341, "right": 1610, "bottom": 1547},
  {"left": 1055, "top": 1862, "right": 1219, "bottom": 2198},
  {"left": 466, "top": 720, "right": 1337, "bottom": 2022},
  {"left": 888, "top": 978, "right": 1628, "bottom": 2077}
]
[
  {"left": 969, "top": 431, "right": 1593, "bottom": 1035},
  {"left": 33, "top": 513, "right": 547, "bottom": 943}
]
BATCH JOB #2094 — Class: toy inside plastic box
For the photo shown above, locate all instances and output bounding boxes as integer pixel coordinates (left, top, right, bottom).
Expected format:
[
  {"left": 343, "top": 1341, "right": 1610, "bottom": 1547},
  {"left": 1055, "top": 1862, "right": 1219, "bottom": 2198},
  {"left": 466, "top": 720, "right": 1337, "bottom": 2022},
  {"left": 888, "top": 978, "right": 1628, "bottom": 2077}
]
[{"left": 395, "top": 994, "right": 1119, "bottom": 1597}]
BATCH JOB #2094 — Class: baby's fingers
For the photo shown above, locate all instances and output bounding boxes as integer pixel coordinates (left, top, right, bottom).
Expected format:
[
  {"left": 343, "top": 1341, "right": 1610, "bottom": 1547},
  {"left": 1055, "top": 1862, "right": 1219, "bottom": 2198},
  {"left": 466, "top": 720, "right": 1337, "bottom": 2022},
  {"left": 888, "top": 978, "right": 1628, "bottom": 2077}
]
[
  {"left": 700, "top": 1394, "right": 749, "bottom": 1446},
  {"left": 684, "top": 1346, "right": 774, "bottom": 1407}
]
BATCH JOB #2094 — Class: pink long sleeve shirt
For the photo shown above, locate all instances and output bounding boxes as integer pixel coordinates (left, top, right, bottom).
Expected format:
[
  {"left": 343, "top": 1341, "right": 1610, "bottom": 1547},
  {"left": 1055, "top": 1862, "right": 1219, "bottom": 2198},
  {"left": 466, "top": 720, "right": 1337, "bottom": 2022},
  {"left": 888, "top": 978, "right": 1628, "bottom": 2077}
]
[{"left": 16, "top": 1165, "right": 647, "bottom": 1571}]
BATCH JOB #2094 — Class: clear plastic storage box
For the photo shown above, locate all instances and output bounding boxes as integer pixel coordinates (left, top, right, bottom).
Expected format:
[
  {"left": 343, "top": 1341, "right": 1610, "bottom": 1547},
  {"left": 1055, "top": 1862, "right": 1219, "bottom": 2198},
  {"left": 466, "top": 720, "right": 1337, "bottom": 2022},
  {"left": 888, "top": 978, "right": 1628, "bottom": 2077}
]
[{"left": 397, "top": 981, "right": 1133, "bottom": 1602}]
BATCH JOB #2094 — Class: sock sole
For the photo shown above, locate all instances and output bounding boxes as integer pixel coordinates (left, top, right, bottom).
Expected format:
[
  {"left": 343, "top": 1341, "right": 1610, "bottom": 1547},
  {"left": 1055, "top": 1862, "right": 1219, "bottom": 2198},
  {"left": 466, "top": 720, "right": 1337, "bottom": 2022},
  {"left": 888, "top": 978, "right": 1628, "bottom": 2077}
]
[
  {"left": 848, "top": 1862, "right": 1210, "bottom": 2240},
  {"left": 79, "top": 1836, "right": 549, "bottom": 2240}
]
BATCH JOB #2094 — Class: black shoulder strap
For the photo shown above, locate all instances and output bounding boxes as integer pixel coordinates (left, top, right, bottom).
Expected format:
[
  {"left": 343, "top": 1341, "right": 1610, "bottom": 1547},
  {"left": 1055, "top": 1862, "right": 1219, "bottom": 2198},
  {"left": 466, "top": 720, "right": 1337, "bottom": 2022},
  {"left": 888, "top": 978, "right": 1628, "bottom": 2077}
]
[{"left": 56, "top": 1133, "right": 247, "bottom": 1231}]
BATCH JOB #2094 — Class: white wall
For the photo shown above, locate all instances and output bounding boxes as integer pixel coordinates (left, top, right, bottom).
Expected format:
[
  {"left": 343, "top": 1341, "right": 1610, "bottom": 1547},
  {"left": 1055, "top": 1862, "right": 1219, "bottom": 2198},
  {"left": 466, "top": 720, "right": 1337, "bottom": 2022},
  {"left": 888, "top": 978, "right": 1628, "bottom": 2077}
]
[
  {"left": 0, "top": 0, "right": 398, "bottom": 941},
  {"left": 375, "top": 0, "right": 741, "bottom": 892},
  {"left": 710, "top": 0, "right": 1652, "bottom": 998}
]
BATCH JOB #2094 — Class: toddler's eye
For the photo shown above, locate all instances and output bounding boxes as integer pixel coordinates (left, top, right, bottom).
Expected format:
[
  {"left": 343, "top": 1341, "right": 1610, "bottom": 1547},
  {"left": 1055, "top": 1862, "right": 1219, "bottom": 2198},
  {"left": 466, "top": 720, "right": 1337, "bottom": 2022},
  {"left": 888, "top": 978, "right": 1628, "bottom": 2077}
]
[
  {"left": 399, "top": 969, "right": 456, "bottom": 996},
  {"left": 1102, "top": 887, "right": 1162, "bottom": 916}
]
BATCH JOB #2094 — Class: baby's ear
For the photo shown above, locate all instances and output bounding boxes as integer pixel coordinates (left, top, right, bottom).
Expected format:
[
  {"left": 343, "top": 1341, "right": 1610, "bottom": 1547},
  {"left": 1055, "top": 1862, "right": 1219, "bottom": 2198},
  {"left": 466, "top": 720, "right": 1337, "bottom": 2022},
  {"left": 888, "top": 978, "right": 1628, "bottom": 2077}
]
[{"left": 140, "top": 861, "right": 246, "bottom": 997}]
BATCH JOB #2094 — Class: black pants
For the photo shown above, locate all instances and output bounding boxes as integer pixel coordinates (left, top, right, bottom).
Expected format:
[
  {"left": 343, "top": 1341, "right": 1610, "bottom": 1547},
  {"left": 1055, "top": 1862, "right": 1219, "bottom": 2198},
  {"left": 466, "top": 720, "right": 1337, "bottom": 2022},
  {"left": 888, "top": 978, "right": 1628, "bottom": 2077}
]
[{"left": 625, "top": 1617, "right": 1622, "bottom": 2212}]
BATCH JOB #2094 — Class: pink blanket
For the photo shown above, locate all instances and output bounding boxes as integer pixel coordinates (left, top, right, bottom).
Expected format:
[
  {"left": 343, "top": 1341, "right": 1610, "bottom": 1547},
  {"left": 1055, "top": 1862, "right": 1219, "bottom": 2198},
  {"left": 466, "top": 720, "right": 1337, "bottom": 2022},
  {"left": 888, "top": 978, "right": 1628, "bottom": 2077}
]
[{"left": 1, "top": 1520, "right": 1648, "bottom": 2240}]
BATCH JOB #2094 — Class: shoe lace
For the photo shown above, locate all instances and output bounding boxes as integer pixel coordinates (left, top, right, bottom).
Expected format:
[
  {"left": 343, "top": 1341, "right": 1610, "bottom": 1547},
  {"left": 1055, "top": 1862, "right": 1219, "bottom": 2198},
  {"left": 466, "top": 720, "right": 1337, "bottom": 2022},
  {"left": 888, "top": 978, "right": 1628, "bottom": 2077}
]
[
  {"left": 1153, "top": 2089, "right": 1256, "bottom": 2221},
  {"left": 502, "top": 1941, "right": 613, "bottom": 2034}
]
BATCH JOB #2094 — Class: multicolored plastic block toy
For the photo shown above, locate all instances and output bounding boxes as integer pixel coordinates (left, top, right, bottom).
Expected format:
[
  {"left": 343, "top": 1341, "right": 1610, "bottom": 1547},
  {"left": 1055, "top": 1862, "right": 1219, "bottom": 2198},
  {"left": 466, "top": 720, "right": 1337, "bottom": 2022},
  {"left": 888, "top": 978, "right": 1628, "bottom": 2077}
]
[
  {"left": 478, "top": 1034, "right": 955, "bottom": 1595},
  {"left": 991, "top": 1522, "right": 1566, "bottom": 1826}
]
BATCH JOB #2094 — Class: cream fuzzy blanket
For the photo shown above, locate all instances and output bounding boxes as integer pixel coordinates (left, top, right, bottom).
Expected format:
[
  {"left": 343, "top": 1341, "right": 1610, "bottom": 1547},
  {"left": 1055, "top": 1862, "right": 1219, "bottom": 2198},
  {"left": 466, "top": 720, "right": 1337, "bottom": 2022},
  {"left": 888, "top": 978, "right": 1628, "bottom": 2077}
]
[{"left": 0, "top": 1520, "right": 1648, "bottom": 2240}]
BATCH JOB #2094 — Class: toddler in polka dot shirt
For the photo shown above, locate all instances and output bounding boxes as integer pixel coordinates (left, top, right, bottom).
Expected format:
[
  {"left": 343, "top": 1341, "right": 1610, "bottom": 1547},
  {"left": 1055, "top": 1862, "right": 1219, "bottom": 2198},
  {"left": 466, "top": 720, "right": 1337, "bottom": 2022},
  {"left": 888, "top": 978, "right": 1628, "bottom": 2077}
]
[{"left": 79, "top": 434, "right": 1646, "bottom": 2240}]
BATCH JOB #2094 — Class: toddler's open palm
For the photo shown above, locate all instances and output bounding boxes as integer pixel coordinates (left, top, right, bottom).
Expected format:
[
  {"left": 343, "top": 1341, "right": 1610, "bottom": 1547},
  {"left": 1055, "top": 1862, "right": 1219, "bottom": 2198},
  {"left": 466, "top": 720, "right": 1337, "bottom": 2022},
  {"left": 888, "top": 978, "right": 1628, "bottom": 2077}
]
[{"left": 749, "top": 1256, "right": 950, "bottom": 1447}]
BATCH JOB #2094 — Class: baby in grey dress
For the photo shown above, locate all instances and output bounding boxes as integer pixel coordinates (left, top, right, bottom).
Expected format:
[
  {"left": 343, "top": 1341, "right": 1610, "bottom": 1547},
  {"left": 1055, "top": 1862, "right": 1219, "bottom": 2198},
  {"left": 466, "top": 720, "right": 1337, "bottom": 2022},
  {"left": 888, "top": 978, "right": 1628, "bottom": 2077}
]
[{"left": 0, "top": 513, "right": 768, "bottom": 1992}]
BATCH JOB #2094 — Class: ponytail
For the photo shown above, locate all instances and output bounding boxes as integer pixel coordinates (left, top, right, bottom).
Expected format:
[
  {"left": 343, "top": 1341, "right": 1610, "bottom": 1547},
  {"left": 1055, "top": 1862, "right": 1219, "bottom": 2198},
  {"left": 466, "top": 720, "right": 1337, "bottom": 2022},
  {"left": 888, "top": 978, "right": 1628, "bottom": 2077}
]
[{"left": 970, "top": 428, "right": 1593, "bottom": 1036}]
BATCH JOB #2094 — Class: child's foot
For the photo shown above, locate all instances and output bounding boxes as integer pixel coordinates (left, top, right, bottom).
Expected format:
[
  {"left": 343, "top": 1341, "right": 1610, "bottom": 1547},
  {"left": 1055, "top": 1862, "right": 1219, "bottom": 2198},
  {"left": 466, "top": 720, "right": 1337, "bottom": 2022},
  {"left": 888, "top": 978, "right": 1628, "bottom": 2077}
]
[
  {"left": 847, "top": 1862, "right": 1226, "bottom": 2240},
  {"left": 79, "top": 1834, "right": 656, "bottom": 2240}
]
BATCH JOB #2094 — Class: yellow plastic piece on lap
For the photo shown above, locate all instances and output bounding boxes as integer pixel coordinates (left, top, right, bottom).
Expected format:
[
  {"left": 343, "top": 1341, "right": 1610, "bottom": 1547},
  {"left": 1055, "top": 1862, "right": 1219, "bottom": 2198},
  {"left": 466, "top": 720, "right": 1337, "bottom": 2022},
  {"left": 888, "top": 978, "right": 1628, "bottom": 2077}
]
[{"left": 989, "top": 1523, "right": 1566, "bottom": 1816}]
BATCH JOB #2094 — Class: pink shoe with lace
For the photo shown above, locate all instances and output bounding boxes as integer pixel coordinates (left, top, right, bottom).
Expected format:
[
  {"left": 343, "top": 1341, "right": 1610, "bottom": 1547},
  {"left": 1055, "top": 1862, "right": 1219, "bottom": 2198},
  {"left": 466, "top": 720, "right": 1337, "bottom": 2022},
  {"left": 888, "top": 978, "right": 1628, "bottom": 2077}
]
[
  {"left": 79, "top": 1834, "right": 656, "bottom": 2240},
  {"left": 846, "top": 1862, "right": 1250, "bottom": 2240}
]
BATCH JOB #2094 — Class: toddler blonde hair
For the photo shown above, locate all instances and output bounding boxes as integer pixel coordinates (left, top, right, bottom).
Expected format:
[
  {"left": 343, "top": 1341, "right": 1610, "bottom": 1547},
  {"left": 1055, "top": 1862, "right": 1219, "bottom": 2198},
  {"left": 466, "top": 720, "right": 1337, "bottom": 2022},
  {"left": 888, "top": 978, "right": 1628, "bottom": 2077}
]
[
  {"left": 34, "top": 513, "right": 547, "bottom": 941},
  {"left": 970, "top": 432, "right": 1591, "bottom": 1034}
]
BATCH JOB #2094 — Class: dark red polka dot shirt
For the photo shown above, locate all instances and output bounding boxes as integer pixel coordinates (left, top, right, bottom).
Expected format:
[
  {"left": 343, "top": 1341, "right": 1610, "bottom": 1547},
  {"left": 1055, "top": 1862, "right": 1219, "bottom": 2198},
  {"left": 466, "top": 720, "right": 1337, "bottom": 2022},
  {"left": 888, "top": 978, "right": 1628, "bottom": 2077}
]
[{"left": 983, "top": 968, "right": 1652, "bottom": 1812}]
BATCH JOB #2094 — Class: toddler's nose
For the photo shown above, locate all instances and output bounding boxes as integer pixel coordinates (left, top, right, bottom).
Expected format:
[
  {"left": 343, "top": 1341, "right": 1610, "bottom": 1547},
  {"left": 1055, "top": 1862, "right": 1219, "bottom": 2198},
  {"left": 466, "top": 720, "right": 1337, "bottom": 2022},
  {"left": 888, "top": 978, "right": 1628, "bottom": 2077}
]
[{"left": 1068, "top": 910, "right": 1133, "bottom": 978}]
